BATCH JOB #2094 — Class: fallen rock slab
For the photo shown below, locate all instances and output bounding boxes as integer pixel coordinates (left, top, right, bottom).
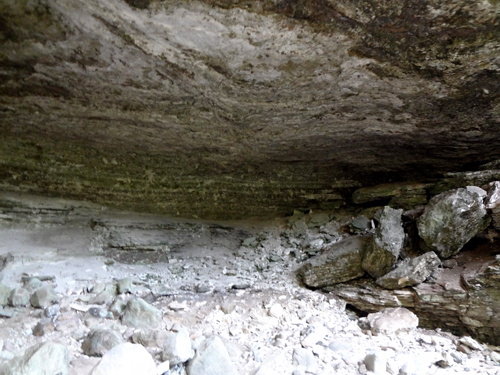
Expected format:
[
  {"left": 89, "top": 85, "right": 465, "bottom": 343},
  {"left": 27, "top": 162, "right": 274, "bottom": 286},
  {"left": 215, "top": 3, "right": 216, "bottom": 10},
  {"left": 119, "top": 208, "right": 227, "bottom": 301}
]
[
  {"left": 90, "top": 343, "right": 157, "bottom": 375},
  {"left": 362, "top": 206, "right": 404, "bottom": 278},
  {"left": 376, "top": 252, "right": 441, "bottom": 289},
  {"left": 297, "top": 236, "right": 370, "bottom": 288},
  {"left": 417, "top": 188, "right": 489, "bottom": 259}
]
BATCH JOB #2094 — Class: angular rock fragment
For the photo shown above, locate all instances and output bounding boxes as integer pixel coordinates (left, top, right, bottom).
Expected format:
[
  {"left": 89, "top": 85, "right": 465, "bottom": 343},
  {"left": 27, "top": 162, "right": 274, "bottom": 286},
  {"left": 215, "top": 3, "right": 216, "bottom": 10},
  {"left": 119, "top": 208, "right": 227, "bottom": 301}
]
[
  {"left": 33, "top": 319, "right": 55, "bottom": 337},
  {"left": 367, "top": 307, "right": 418, "bottom": 335},
  {"left": 90, "top": 343, "right": 157, "bottom": 375},
  {"left": 297, "top": 236, "right": 370, "bottom": 288},
  {"left": 117, "top": 277, "right": 134, "bottom": 294},
  {"left": 121, "top": 298, "right": 162, "bottom": 330},
  {"left": 376, "top": 252, "right": 441, "bottom": 289},
  {"left": 186, "top": 336, "right": 237, "bottom": 375},
  {"left": 30, "top": 285, "right": 60, "bottom": 308},
  {"left": 0, "top": 283, "right": 12, "bottom": 306},
  {"left": 132, "top": 329, "right": 169, "bottom": 347},
  {"left": 162, "top": 326, "right": 194, "bottom": 365},
  {"left": 292, "top": 348, "right": 318, "bottom": 373},
  {"left": 485, "top": 181, "right": 500, "bottom": 209},
  {"left": 417, "top": 188, "right": 489, "bottom": 259},
  {"left": 82, "top": 329, "right": 124, "bottom": 357},
  {"left": 2, "top": 342, "right": 69, "bottom": 375},
  {"left": 362, "top": 206, "right": 404, "bottom": 278},
  {"left": 9, "top": 287, "right": 30, "bottom": 307}
]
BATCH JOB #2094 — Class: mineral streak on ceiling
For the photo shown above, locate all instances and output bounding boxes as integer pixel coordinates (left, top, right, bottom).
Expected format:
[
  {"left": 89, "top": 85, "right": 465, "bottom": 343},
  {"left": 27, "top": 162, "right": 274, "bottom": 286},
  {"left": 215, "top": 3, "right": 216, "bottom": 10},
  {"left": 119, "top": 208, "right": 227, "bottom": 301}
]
[{"left": 1, "top": 0, "right": 500, "bottom": 218}]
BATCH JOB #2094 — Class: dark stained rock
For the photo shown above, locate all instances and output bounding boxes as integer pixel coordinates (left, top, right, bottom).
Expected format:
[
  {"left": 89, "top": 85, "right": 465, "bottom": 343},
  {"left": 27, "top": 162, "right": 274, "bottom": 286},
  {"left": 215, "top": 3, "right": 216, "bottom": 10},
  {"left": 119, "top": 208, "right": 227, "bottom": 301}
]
[
  {"left": 362, "top": 207, "right": 404, "bottom": 278},
  {"left": 431, "top": 171, "right": 500, "bottom": 196},
  {"left": 297, "top": 236, "right": 370, "bottom": 288},
  {"left": 82, "top": 329, "right": 124, "bottom": 357},
  {"left": 417, "top": 188, "right": 489, "bottom": 259},
  {"left": 376, "top": 252, "right": 441, "bottom": 289},
  {"left": 352, "top": 182, "right": 432, "bottom": 208},
  {"left": 485, "top": 181, "right": 500, "bottom": 209}
]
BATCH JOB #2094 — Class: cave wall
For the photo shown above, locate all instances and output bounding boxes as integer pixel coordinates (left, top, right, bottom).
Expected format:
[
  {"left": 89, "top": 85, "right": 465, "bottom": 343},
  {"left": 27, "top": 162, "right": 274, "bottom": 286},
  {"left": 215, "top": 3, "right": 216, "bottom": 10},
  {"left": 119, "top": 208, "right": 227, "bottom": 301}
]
[{"left": 1, "top": 0, "right": 500, "bottom": 218}]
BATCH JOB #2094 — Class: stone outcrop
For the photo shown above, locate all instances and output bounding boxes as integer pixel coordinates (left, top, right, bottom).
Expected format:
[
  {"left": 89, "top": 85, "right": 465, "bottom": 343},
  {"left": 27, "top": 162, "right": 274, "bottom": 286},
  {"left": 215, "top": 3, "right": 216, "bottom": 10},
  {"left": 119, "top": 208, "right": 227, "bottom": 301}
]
[
  {"left": 375, "top": 252, "right": 441, "bottom": 290},
  {"left": 352, "top": 182, "right": 432, "bottom": 209},
  {"left": 1, "top": 0, "right": 500, "bottom": 219},
  {"left": 297, "top": 236, "right": 370, "bottom": 288},
  {"left": 417, "top": 188, "right": 489, "bottom": 259},
  {"left": 362, "top": 207, "right": 404, "bottom": 278}
]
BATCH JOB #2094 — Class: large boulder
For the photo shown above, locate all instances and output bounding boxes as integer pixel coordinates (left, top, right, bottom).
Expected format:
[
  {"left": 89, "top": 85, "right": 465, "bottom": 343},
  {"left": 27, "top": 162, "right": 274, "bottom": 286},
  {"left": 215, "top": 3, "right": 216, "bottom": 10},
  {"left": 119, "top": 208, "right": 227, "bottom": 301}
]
[
  {"left": 376, "top": 252, "right": 441, "bottom": 289},
  {"left": 2, "top": 342, "right": 69, "bottom": 375},
  {"left": 417, "top": 188, "right": 489, "bottom": 259},
  {"left": 90, "top": 343, "right": 157, "bottom": 375},
  {"left": 297, "top": 236, "right": 370, "bottom": 288},
  {"left": 186, "top": 336, "right": 237, "bottom": 375},
  {"left": 367, "top": 307, "right": 419, "bottom": 335},
  {"left": 362, "top": 206, "right": 404, "bottom": 278}
]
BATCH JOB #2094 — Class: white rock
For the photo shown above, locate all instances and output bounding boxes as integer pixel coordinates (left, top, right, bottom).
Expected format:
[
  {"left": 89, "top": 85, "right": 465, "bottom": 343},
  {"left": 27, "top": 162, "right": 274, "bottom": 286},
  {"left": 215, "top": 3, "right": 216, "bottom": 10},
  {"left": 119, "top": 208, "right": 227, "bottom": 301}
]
[
  {"left": 466, "top": 186, "right": 487, "bottom": 199},
  {"left": 186, "top": 336, "right": 237, "bottom": 375},
  {"left": 91, "top": 343, "right": 157, "bottom": 375},
  {"left": 459, "top": 336, "right": 485, "bottom": 351},
  {"left": 268, "top": 304, "right": 284, "bottom": 318},
  {"left": 292, "top": 348, "right": 318, "bottom": 373},
  {"left": 364, "top": 350, "right": 387, "bottom": 374},
  {"left": 485, "top": 181, "right": 500, "bottom": 209},
  {"left": 156, "top": 360, "right": 170, "bottom": 375},
  {"left": 162, "top": 326, "right": 194, "bottom": 365},
  {"left": 301, "top": 324, "right": 325, "bottom": 348},
  {"left": 367, "top": 308, "right": 418, "bottom": 335}
]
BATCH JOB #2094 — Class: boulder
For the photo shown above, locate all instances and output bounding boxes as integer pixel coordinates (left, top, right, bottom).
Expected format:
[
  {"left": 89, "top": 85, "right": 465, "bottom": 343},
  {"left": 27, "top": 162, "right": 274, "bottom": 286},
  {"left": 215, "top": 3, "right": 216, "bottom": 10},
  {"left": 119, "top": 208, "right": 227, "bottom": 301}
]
[
  {"left": 362, "top": 206, "right": 404, "bottom": 278},
  {"left": 485, "top": 181, "right": 500, "bottom": 209},
  {"left": 417, "top": 188, "right": 489, "bottom": 259},
  {"left": 0, "top": 283, "right": 11, "bottom": 306},
  {"left": 376, "top": 252, "right": 441, "bottom": 289},
  {"left": 90, "top": 343, "right": 157, "bottom": 375},
  {"left": 121, "top": 298, "right": 162, "bottom": 330},
  {"left": 186, "top": 336, "right": 237, "bottom": 375},
  {"left": 9, "top": 287, "right": 30, "bottom": 307},
  {"left": 132, "top": 329, "right": 169, "bottom": 348},
  {"left": 162, "top": 326, "right": 194, "bottom": 365},
  {"left": 367, "top": 307, "right": 418, "bottom": 335},
  {"left": 2, "top": 342, "right": 69, "bottom": 375},
  {"left": 82, "top": 329, "right": 124, "bottom": 357},
  {"left": 30, "top": 285, "right": 60, "bottom": 308},
  {"left": 297, "top": 236, "right": 370, "bottom": 288}
]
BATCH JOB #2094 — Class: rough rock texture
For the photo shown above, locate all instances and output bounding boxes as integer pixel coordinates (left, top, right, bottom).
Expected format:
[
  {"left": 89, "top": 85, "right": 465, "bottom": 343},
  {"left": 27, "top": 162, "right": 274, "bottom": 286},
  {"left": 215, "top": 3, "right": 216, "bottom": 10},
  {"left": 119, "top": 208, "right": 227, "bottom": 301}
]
[
  {"left": 297, "top": 236, "right": 369, "bottom": 288},
  {"left": 362, "top": 207, "right": 404, "bottom": 278},
  {"left": 121, "top": 298, "right": 162, "bottom": 330},
  {"left": 186, "top": 336, "right": 237, "bottom": 375},
  {"left": 327, "top": 241, "right": 500, "bottom": 345},
  {"left": 417, "top": 188, "right": 489, "bottom": 259},
  {"left": 2, "top": 342, "right": 69, "bottom": 375},
  {"left": 376, "top": 252, "right": 441, "bottom": 289},
  {"left": 90, "top": 343, "right": 157, "bottom": 375},
  {"left": 1, "top": 0, "right": 500, "bottom": 219},
  {"left": 162, "top": 326, "right": 194, "bottom": 365},
  {"left": 366, "top": 307, "right": 419, "bottom": 335},
  {"left": 82, "top": 329, "right": 125, "bottom": 357},
  {"left": 352, "top": 182, "right": 432, "bottom": 208}
]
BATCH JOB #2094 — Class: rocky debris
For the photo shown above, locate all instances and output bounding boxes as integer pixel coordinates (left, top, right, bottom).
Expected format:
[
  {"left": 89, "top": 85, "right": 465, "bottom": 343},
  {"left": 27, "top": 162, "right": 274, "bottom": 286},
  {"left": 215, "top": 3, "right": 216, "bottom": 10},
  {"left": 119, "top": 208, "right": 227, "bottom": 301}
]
[
  {"left": 90, "top": 343, "right": 157, "bottom": 375},
  {"left": 1, "top": 342, "right": 69, "bottom": 375},
  {"left": 364, "top": 350, "right": 387, "bottom": 374},
  {"left": 82, "top": 329, "right": 125, "bottom": 357},
  {"left": 350, "top": 216, "right": 371, "bottom": 233},
  {"left": 22, "top": 278, "right": 43, "bottom": 293},
  {"left": 30, "top": 285, "right": 60, "bottom": 308},
  {"left": 431, "top": 170, "right": 500, "bottom": 195},
  {"left": 89, "top": 283, "right": 117, "bottom": 305},
  {"left": 362, "top": 206, "right": 404, "bottom": 278},
  {"left": 297, "top": 236, "right": 370, "bottom": 288},
  {"left": 352, "top": 182, "right": 431, "bottom": 208},
  {"left": 162, "top": 325, "right": 194, "bottom": 365},
  {"left": 292, "top": 348, "right": 318, "bottom": 373},
  {"left": 186, "top": 336, "right": 238, "bottom": 375},
  {"left": 417, "top": 188, "right": 489, "bottom": 259},
  {"left": 485, "top": 181, "right": 500, "bottom": 209},
  {"left": 307, "top": 213, "right": 330, "bottom": 228},
  {"left": 9, "top": 287, "right": 30, "bottom": 307},
  {"left": 366, "top": 308, "right": 418, "bottom": 335},
  {"left": 32, "top": 319, "right": 56, "bottom": 337},
  {"left": 117, "top": 277, "right": 134, "bottom": 294},
  {"left": 121, "top": 298, "right": 162, "bottom": 330},
  {"left": 375, "top": 252, "right": 441, "bottom": 289},
  {"left": 0, "top": 283, "right": 11, "bottom": 306}
]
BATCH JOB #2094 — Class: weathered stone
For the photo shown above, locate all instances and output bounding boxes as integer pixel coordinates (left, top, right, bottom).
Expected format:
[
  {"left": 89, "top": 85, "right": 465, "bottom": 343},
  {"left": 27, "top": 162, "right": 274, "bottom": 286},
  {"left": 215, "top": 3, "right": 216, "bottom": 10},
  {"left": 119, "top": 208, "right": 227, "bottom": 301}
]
[
  {"left": 117, "top": 277, "right": 134, "bottom": 294},
  {"left": 90, "top": 343, "right": 157, "bottom": 375},
  {"left": 162, "top": 326, "right": 194, "bottom": 365},
  {"left": 376, "top": 252, "right": 441, "bottom": 289},
  {"left": 417, "top": 188, "right": 489, "bottom": 259},
  {"left": 308, "top": 213, "right": 330, "bottom": 228},
  {"left": 362, "top": 206, "right": 404, "bottom": 278},
  {"left": 132, "top": 329, "right": 169, "bottom": 348},
  {"left": 121, "top": 298, "right": 162, "bottom": 330},
  {"left": 0, "top": 283, "right": 11, "bottom": 306},
  {"left": 485, "top": 181, "right": 500, "bottom": 209},
  {"left": 82, "top": 329, "right": 124, "bottom": 357},
  {"left": 186, "top": 336, "right": 237, "bottom": 375},
  {"left": 350, "top": 216, "right": 371, "bottom": 232},
  {"left": 32, "top": 319, "right": 56, "bottom": 337},
  {"left": 367, "top": 307, "right": 418, "bottom": 335},
  {"left": 9, "top": 287, "right": 30, "bottom": 307},
  {"left": 22, "top": 277, "right": 43, "bottom": 293},
  {"left": 292, "top": 348, "right": 318, "bottom": 373},
  {"left": 432, "top": 171, "right": 500, "bottom": 195},
  {"left": 30, "top": 285, "right": 60, "bottom": 308},
  {"left": 364, "top": 351, "right": 387, "bottom": 374},
  {"left": 89, "top": 283, "right": 117, "bottom": 305},
  {"left": 297, "top": 236, "right": 370, "bottom": 288},
  {"left": 352, "top": 182, "right": 431, "bottom": 207},
  {"left": 2, "top": 342, "right": 69, "bottom": 375}
]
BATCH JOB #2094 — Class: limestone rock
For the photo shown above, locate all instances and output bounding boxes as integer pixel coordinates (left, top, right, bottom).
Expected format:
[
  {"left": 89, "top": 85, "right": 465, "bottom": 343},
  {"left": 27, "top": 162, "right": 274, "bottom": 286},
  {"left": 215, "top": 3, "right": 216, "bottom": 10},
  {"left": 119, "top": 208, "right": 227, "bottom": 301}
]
[
  {"left": 364, "top": 351, "right": 387, "bottom": 374},
  {"left": 367, "top": 307, "right": 418, "bottom": 335},
  {"left": 186, "top": 336, "right": 237, "bottom": 375},
  {"left": 30, "top": 285, "right": 60, "bottom": 308},
  {"left": 2, "top": 342, "right": 69, "bottom": 375},
  {"left": 485, "top": 181, "right": 500, "bottom": 209},
  {"left": 417, "top": 188, "right": 489, "bottom": 259},
  {"left": 117, "top": 277, "right": 134, "bottom": 294},
  {"left": 90, "top": 343, "right": 157, "bottom": 375},
  {"left": 9, "top": 287, "right": 30, "bottom": 307},
  {"left": 292, "top": 348, "right": 318, "bottom": 373},
  {"left": 362, "top": 206, "right": 404, "bottom": 278},
  {"left": 82, "top": 329, "right": 124, "bottom": 357},
  {"left": 297, "top": 236, "right": 370, "bottom": 288},
  {"left": 0, "top": 283, "right": 11, "bottom": 306},
  {"left": 431, "top": 170, "right": 500, "bottom": 195},
  {"left": 121, "top": 298, "right": 162, "bottom": 330},
  {"left": 132, "top": 329, "right": 169, "bottom": 347},
  {"left": 352, "top": 182, "right": 431, "bottom": 207},
  {"left": 376, "top": 252, "right": 441, "bottom": 289},
  {"left": 162, "top": 326, "right": 194, "bottom": 365}
]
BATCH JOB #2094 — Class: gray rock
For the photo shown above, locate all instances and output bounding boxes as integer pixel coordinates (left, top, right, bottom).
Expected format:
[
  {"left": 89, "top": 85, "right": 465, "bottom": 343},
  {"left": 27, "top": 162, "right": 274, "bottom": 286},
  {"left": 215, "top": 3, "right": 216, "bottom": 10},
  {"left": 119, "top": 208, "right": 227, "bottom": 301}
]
[
  {"left": 351, "top": 216, "right": 371, "bottom": 232},
  {"left": 297, "top": 236, "right": 370, "bottom": 288},
  {"left": 485, "top": 181, "right": 500, "bottom": 209},
  {"left": 9, "top": 287, "right": 30, "bottom": 307},
  {"left": 90, "top": 343, "right": 157, "bottom": 375},
  {"left": 33, "top": 319, "right": 55, "bottom": 337},
  {"left": 162, "top": 326, "right": 194, "bottom": 365},
  {"left": 362, "top": 206, "right": 404, "bottom": 278},
  {"left": 0, "top": 307, "right": 14, "bottom": 318},
  {"left": 117, "top": 277, "right": 134, "bottom": 294},
  {"left": 30, "top": 285, "right": 60, "bottom": 308},
  {"left": 364, "top": 351, "right": 387, "bottom": 374},
  {"left": 417, "top": 188, "right": 489, "bottom": 259},
  {"left": 150, "top": 283, "right": 171, "bottom": 297},
  {"left": 82, "top": 329, "right": 125, "bottom": 357},
  {"left": 0, "top": 283, "right": 12, "bottom": 306},
  {"left": 367, "top": 307, "right": 418, "bottom": 335},
  {"left": 186, "top": 336, "right": 237, "bottom": 375},
  {"left": 132, "top": 329, "right": 169, "bottom": 347},
  {"left": 2, "top": 341, "right": 69, "bottom": 375},
  {"left": 22, "top": 277, "right": 43, "bottom": 293},
  {"left": 308, "top": 213, "right": 330, "bottom": 228},
  {"left": 109, "top": 297, "right": 127, "bottom": 318},
  {"left": 90, "top": 283, "right": 117, "bottom": 305},
  {"left": 466, "top": 186, "right": 487, "bottom": 199},
  {"left": 44, "top": 304, "right": 60, "bottom": 319},
  {"left": 376, "top": 252, "right": 441, "bottom": 289},
  {"left": 121, "top": 298, "right": 162, "bottom": 330},
  {"left": 292, "top": 348, "right": 318, "bottom": 373}
]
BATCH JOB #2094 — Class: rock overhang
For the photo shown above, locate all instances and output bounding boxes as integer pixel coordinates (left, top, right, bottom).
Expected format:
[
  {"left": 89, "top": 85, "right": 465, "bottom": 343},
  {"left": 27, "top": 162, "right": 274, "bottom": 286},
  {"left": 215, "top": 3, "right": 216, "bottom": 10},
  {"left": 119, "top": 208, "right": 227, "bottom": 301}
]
[{"left": 1, "top": 0, "right": 500, "bottom": 219}]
